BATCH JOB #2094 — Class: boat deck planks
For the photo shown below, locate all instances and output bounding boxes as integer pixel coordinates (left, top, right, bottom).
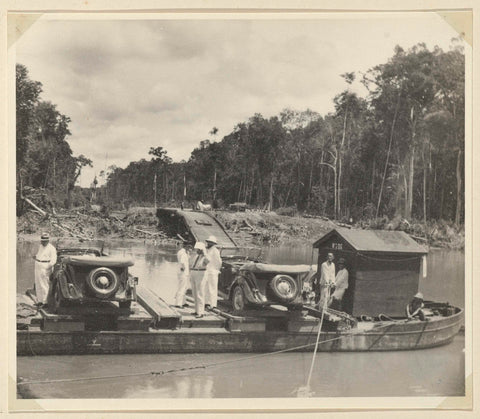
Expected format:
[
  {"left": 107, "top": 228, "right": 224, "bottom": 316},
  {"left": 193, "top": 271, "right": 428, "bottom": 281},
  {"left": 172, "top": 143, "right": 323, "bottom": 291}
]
[{"left": 136, "top": 284, "right": 181, "bottom": 329}]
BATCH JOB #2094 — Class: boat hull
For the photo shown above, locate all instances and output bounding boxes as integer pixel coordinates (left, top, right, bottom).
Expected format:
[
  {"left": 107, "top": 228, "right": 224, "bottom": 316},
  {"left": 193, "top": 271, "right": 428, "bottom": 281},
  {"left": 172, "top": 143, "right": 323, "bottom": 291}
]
[{"left": 17, "top": 308, "right": 463, "bottom": 356}]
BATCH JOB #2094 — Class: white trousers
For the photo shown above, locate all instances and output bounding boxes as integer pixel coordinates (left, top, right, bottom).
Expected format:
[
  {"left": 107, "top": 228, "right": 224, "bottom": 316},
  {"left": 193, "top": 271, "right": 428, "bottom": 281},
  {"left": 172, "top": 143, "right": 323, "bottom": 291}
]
[
  {"left": 204, "top": 270, "right": 219, "bottom": 308},
  {"left": 190, "top": 275, "right": 206, "bottom": 315},
  {"left": 34, "top": 262, "right": 52, "bottom": 304},
  {"left": 174, "top": 271, "right": 190, "bottom": 306}
]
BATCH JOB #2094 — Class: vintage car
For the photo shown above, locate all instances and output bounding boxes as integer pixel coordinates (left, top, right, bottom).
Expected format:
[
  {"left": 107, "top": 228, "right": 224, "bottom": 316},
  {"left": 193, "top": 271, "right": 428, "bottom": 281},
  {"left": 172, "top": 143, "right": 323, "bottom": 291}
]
[
  {"left": 219, "top": 262, "right": 316, "bottom": 313},
  {"left": 47, "top": 247, "right": 138, "bottom": 313},
  {"left": 190, "top": 246, "right": 314, "bottom": 312}
]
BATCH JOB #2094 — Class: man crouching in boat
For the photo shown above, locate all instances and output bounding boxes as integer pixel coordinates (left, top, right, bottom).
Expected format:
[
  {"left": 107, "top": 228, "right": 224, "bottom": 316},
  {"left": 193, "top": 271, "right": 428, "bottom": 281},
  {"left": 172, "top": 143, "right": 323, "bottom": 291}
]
[{"left": 406, "top": 292, "right": 426, "bottom": 321}]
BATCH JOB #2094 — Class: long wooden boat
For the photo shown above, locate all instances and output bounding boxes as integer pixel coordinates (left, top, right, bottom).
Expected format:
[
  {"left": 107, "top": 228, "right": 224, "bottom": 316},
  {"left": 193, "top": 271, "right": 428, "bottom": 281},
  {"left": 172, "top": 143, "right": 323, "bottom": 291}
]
[{"left": 17, "top": 297, "right": 463, "bottom": 356}]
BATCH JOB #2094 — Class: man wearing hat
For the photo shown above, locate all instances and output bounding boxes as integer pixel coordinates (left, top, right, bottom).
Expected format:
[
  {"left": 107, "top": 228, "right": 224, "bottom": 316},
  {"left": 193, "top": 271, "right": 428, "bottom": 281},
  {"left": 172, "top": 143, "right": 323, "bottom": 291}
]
[
  {"left": 174, "top": 241, "right": 192, "bottom": 309},
  {"left": 191, "top": 241, "right": 207, "bottom": 317},
  {"left": 32, "top": 233, "right": 57, "bottom": 306},
  {"left": 329, "top": 258, "right": 349, "bottom": 311},
  {"left": 406, "top": 292, "right": 426, "bottom": 321},
  {"left": 203, "top": 235, "right": 222, "bottom": 312}
]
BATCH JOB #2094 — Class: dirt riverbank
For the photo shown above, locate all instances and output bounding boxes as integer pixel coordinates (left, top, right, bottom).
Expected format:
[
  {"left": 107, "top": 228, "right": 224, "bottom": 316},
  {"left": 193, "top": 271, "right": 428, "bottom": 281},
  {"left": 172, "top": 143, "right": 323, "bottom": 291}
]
[{"left": 17, "top": 206, "right": 464, "bottom": 250}]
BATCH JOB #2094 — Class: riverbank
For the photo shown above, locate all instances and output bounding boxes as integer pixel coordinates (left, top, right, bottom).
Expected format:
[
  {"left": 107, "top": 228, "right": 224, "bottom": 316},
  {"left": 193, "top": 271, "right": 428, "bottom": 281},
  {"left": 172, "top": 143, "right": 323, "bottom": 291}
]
[
  {"left": 16, "top": 207, "right": 464, "bottom": 250},
  {"left": 214, "top": 211, "right": 464, "bottom": 250}
]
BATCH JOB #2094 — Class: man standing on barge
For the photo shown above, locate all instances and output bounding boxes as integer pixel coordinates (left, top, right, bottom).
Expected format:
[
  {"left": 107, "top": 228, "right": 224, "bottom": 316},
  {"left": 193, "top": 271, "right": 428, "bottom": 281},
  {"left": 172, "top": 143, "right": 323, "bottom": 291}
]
[
  {"left": 203, "top": 235, "right": 222, "bottom": 311},
  {"left": 191, "top": 242, "right": 207, "bottom": 318},
  {"left": 174, "top": 241, "right": 192, "bottom": 308},
  {"left": 329, "top": 258, "right": 348, "bottom": 311},
  {"left": 33, "top": 233, "right": 57, "bottom": 306},
  {"left": 317, "top": 252, "right": 335, "bottom": 309}
]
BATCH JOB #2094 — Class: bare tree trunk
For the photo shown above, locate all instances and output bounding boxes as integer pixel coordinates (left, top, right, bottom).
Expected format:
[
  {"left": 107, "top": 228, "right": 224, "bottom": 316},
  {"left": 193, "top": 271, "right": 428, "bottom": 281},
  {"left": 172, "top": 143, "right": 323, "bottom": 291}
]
[
  {"left": 455, "top": 148, "right": 462, "bottom": 225},
  {"left": 237, "top": 178, "right": 243, "bottom": 202},
  {"left": 376, "top": 90, "right": 401, "bottom": 218},
  {"left": 308, "top": 158, "right": 314, "bottom": 207},
  {"left": 338, "top": 109, "right": 348, "bottom": 217},
  {"left": 422, "top": 145, "right": 427, "bottom": 225},
  {"left": 407, "top": 144, "right": 415, "bottom": 219},
  {"left": 439, "top": 183, "right": 445, "bottom": 220},
  {"left": 268, "top": 175, "right": 274, "bottom": 211},
  {"left": 371, "top": 160, "right": 375, "bottom": 203}
]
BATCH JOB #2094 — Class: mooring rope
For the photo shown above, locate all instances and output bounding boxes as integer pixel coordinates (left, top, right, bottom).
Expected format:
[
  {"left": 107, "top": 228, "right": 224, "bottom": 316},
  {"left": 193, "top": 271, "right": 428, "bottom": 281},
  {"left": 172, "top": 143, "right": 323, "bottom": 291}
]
[{"left": 18, "top": 324, "right": 384, "bottom": 387}]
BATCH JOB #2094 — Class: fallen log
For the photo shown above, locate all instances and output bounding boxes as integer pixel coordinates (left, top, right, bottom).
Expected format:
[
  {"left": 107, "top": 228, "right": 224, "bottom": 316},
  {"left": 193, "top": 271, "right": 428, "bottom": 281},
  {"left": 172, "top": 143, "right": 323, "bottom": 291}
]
[
  {"left": 134, "top": 227, "right": 166, "bottom": 237},
  {"left": 22, "top": 197, "right": 47, "bottom": 216}
]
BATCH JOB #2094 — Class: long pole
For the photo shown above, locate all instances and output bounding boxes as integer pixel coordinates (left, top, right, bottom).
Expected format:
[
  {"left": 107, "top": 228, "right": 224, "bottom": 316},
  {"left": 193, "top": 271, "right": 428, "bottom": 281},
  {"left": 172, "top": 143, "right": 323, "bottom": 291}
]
[
  {"left": 304, "top": 286, "right": 330, "bottom": 394},
  {"left": 154, "top": 172, "right": 157, "bottom": 209}
]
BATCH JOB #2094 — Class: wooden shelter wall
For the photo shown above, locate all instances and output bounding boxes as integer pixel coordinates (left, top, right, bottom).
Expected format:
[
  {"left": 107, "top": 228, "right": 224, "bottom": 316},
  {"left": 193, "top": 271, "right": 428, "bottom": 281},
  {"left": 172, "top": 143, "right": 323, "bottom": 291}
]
[{"left": 352, "top": 256, "right": 421, "bottom": 317}]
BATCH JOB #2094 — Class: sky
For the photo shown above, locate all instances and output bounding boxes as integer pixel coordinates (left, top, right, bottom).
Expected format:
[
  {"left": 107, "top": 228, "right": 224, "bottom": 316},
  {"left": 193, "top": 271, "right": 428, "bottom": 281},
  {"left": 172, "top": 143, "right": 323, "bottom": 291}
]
[{"left": 14, "top": 13, "right": 460, "bottom": 187}]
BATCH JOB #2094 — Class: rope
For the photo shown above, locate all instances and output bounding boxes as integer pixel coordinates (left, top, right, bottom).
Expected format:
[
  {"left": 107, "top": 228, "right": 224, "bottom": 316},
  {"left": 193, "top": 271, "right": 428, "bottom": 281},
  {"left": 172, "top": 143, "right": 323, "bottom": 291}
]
[
  {"left": 19, "top": 321, "right": 393, "bottom": 388},
  {"left": 305, "top": 285, "right": 330, "bottom": 390}
]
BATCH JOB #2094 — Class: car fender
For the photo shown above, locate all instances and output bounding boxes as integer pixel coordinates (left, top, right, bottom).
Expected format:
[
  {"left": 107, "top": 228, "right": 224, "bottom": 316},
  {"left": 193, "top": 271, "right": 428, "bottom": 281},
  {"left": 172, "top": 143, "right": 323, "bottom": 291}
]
[
  {"left": 56, "top": 269, "right": 81, "bottom": 300},
  {"left": 229, "top": 275, "right": 266, "bottom": 305}
]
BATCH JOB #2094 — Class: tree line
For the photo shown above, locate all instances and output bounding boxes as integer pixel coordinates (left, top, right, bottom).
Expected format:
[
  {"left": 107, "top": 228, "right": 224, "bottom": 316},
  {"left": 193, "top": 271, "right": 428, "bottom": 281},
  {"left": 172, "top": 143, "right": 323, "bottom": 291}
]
[
  {"left": 17, "top": 40, "right": 465, "bottom": 225},
  {"left": 104, "top": 42, "right": 464, "bottom": 225},
  {"left": 16, "top": 63, "right": 92, "bottom": 212}
]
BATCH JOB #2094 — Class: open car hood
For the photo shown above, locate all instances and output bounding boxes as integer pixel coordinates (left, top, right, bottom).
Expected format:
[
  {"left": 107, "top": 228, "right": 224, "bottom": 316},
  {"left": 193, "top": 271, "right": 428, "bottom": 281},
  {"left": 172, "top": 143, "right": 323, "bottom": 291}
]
[
  {"left": 240, "top": 262, "right": 315, "bottom": 275},
  {"left": 63, "top": 255, "right": 134, "bottom": 268}
]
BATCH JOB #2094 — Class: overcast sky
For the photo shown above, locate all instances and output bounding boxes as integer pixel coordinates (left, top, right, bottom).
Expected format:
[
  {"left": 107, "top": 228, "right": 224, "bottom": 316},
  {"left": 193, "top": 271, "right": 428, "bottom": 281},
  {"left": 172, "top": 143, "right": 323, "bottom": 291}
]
[{"left": 15, "top": 14, "right": 459, "bottom": 187}]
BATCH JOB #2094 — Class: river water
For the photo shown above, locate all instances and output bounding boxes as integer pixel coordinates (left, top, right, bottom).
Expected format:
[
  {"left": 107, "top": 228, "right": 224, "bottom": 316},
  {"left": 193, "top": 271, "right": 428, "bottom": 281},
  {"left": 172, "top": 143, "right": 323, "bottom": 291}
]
[{"left": 16, "top": 240, "right": 465, "bottom": 399}]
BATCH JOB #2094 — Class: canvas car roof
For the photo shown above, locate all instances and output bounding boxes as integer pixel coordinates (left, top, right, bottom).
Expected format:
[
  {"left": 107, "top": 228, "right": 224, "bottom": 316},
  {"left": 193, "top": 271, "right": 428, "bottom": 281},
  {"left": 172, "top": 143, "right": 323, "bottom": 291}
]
[{"left": 240, "top": 262, "right": 316, "bottom": 274}]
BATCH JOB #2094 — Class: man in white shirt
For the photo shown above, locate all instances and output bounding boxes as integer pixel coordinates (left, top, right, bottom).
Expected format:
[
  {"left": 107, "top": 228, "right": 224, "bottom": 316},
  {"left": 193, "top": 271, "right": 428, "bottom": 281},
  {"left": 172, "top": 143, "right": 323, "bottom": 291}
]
[
  {"left": 174, "top": 241, "right": 192, "bottom": 308},
  {"left": 318, "top": 252, "right": 335, "bottom": 309},
  {"left": 33, "top": 233, "right": 57, "bottom": 306},
  {"left": 329, "top": 258, "right": 348, "bottom": 310},
  {"left": 191, "top": 241, "right": 207, "bottom": 317},
  {"left": 203, "top": 235, "right": 222, "bottom": 312}
]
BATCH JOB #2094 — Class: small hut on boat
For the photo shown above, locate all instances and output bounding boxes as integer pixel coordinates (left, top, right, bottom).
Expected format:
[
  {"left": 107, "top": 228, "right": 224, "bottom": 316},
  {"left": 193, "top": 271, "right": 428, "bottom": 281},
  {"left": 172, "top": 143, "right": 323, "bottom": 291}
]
[{"left": 313, "top": 228, "right": 428, "bottom": 317}]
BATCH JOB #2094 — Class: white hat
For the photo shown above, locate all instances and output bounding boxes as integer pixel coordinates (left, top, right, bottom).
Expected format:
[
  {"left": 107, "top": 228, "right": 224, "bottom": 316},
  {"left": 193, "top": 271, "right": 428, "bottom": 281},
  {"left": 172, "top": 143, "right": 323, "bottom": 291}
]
[
  {"left": 414, "top": 292, "right": 424, "bottom": 300},
  {"left": 205, "top": 235, "right": 217, "bottom": 244},
  {"left": 194, "top": 242, "right": 206, "bottom": 251}
]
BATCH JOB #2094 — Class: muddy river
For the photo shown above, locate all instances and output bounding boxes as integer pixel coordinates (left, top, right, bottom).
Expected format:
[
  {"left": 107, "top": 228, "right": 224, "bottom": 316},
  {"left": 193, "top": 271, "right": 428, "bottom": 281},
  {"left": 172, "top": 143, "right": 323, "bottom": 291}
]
[{"left": 16, "top": 240, "right": 466, "bottom": 398}]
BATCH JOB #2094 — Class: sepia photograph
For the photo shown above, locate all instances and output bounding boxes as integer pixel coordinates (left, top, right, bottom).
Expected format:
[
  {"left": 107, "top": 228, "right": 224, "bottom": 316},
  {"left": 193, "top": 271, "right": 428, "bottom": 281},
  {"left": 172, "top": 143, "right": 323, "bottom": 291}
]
[{"left": 8, "top": 7, "right": 473, "bottom": 412}]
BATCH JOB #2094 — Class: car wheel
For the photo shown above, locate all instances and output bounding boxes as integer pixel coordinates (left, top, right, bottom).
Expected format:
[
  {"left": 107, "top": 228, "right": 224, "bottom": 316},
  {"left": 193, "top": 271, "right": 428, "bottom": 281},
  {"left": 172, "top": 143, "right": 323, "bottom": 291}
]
[
  {"left": 231, "top": 285, "right": 246, "bottom": 314},
  {"left": 270, "top": 274, "right": 298, "bottom": 303},
  {"left": 86, "top": 267, "right": 119, "bottom": 299}
]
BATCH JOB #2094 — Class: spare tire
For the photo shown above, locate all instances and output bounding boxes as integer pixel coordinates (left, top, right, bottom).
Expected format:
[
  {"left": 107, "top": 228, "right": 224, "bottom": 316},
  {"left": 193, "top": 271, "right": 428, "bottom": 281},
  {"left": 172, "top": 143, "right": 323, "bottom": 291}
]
[
  {"left": 270, "top": 274, "right": 298, "bottom": 303},
  {"left": 86, "top": 267, "right": 119, "bottom": 299}
]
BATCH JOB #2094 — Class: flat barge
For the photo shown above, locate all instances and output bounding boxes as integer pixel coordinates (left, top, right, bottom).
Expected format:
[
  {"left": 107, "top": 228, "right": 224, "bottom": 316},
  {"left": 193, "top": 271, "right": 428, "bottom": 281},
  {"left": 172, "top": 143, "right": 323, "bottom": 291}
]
[{"left": 17, "top": 292, "right": 463, "bottom": 356}]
